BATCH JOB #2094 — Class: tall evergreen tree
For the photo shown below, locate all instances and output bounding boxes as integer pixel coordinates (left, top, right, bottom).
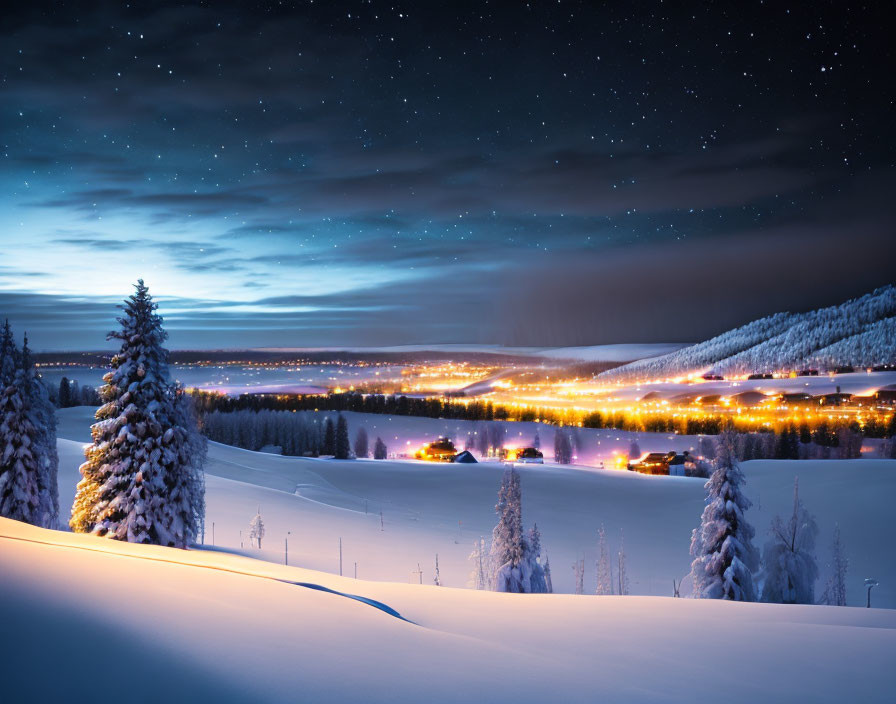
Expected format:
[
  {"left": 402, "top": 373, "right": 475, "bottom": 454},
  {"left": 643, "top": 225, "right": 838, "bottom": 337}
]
[
  {"left": 690, "top": 431, "right": 759, "bottom": 601},
  {"left": 761, "top": 477, "right": 819, "bottom": 604},
  {"left": 0, "top": 337, "right": 40, "bottom": 524},
  {"left": 58, "top": 377, "right": 71, "bottom": 408},
  {"left": 334, "top": 413, "right": 351, "bottom": 459},
  {"left": 323, "top": 417, "right": 336, "bottom": 456},
  {"left": 490, "top": 468, "right": 526, "bottom": 592},
  {"left": 249, "top": 509, "right": 265, "bottom": 548},
  {"left": 373, "top": 436, "right": 387, "bottom": 459},
  {"left": 21, "top": 336, "right": 59, "bottom": 528},
  {"left": 70, "top": 280, "right": 201, "bottom": 546}
]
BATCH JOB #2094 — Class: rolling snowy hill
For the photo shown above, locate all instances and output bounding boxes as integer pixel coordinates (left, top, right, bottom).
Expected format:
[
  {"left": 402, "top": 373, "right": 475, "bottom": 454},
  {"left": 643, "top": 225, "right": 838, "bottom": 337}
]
[
  {"left": 3, "top": 516, "right": 895, "bottom": 704},
  {"left": 599, "top": 285, "right": 896, "bottom": 382}
]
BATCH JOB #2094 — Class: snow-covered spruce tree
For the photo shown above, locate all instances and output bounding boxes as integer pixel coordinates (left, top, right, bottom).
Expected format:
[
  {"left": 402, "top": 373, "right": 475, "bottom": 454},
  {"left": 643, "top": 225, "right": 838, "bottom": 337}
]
[
  {"left": 690, "top": 430, "right": 759, "bottom": 601},
  {"left": 490, "top": 468, "right": 527, "bottom": 592},
  {"left": 70, "top": 280, "right": 194, "bottom": 545},
  {"left": 525, "top": 523, "right": 548, "bottom": 593},
  {"left": 0, "top": 336, "right": 40, "bottom": 524},
  {"left": 165, "top": 386, "right": 206, "bottom": 546},
  {"left": 373, "top": 436, "right": 387, "bottom": 459},
  {"left": 819, "top": 523, "right": 848, "bottom": 606},
  {"left": 353, "top": 426, "right": 369, "bottom": 458},
  {"left": 249, "top": 509, "right": 265, "bottom": 548},
  {"left": 21, "top": 335, "right": 59, "bottom": 528},
  {"left": 433, "top": 554, "right": 441, "bottom": 586},
  {"left": 543, "top": 555, "right": 553, "bottom": 593},
  {"left": 334, "top": 413, "right": 351, "bottom": 459},
  {"left": 596, "top": 523, "right": 614, "bottom": 595},
  {"left": 761, "top": 477, "right": 819, "bottom": 604}
]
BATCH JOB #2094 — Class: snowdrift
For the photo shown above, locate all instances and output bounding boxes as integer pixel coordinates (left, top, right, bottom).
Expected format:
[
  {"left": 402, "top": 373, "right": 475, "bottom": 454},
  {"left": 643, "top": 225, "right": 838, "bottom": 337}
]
[{"left": 2, "top": 517, "right": 895, "bottom": 703}]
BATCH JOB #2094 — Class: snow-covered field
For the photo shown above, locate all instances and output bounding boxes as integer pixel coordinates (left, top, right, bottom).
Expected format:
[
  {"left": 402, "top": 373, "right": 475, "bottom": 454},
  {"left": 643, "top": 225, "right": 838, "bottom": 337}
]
[
  {"left": 2, "top": 407, "right": 894, "bottom": 702},
  {"left": 54, "top": 408, "right": 896, "bottom": 605}
]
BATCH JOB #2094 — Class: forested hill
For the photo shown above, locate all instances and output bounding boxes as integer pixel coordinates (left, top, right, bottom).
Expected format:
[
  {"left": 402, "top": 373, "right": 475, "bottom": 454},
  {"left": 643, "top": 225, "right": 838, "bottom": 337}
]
[{"left": 598, "top": 285, "right": 896, "bottom": 383}]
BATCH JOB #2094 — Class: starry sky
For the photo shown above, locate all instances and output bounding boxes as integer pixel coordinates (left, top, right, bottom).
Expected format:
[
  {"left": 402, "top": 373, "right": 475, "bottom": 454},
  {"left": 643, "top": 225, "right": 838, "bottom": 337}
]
[{"left": 1, "top": 1, "right": 894, "bottom": 350}]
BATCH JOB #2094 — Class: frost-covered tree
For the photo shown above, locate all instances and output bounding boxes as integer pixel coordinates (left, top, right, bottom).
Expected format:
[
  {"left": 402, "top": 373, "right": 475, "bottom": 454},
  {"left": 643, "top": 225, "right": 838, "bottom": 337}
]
[
  {"left": 468, "top": 537, "right": 489, "bottom": 590},
  {"left": 373, "top": 436, "right": 388, "bottom": 459},
  {"left": 0, "top": 340, "right": 40, "bottom": 524},
  {"left": 433, "top": 553, "right": 441, "bottom": 586},
  {"left": 334, "top": 414, "right": 351, "bottom": 459},
  {"left": 690, "top": 431, "right": 759, "bottom": 601},
  {"left": 165, "top": 386, "right": 206, "bottom": 546},
  {"left": 617, "top": 529, "right": 630, "bottom": 595},
  {"left": 628, "top": 438, "right": 641, "bottom": 461},
  {"left": 819, "top": 523, "right": 848, "bottom": 606},
  {"left": 0, "top": 330, "right": 58, "bottom": 528},
  {"left": 761, "top": 477, "right": 819, "bottom": 604},
  {"left": 249, "top": 509, "right": 265, "bottom": 548},
  {"left": 353, "top": 426, "right": 369, "bottom": 458},
  {"left": 70, "top": 280, "right": 195, "bottom": 546},
  {"left": 543, "top": 555, "right": 553, "bottom": 593},
  {"left": 532, "top": 427, "right": 541, "bottom": 449},
  {"left": 490, "top": 468, "right": 529, "bottom": 592},
  {"left": 525, "top": 523, "right": 548, "bottom": 593},
  {"left": 573, "top": 558, "right": 585, "bottom": 595},
  {"left": 596, "top": 524, "right": 613, "bottom": 595}
]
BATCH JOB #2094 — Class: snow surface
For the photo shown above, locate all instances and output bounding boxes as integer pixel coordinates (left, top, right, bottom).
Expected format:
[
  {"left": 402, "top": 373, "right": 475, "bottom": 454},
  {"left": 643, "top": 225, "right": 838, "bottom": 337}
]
[
  {"left": 54, "top": 407, "right": 896, "bottom": 607},
  {"left": 2, "top": 516, "right": 895, "bottom": 703}
]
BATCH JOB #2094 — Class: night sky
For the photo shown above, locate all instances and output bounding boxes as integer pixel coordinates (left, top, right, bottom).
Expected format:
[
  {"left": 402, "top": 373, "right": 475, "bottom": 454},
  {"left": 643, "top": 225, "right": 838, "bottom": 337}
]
[{"left": 1, "top": 1, "right": 894, "bottom": 350}]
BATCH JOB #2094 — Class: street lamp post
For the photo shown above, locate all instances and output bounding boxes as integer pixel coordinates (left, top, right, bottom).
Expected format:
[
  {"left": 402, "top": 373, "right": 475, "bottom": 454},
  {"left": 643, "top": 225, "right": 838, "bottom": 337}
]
[
  {"left": 285, "top": 531, "right": 291, "bottom": 566},
  {"left": 865, "top": 578, "right": 879, "bottom": 608}
]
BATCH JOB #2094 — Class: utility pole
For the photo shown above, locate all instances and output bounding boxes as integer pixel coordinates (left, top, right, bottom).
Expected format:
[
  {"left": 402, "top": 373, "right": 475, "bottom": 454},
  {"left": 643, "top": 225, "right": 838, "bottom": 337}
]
[
  {"left": 354, "top": 562, "right": 358, "bottom": 579},
  {"left": 212, "top": 521, "right": 215, "bottom": 546},
  {"left": 412, "top": 563, "right": 423, "bottom": 584},
  {"left": 239, "top": 530, "right": 243, "bottom": 549},
  {"left": 285, "top": 531, "right": 291, "bottom": 566},
  {"left": 339, "top": 537, "right": 343, "bottom": 576}
]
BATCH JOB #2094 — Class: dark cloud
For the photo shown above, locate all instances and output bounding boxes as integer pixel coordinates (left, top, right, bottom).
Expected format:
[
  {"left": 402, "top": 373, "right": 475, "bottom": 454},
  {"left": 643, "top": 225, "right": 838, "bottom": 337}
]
[{"left": 1, "top": 2, "right": 893, "bottom": 348}]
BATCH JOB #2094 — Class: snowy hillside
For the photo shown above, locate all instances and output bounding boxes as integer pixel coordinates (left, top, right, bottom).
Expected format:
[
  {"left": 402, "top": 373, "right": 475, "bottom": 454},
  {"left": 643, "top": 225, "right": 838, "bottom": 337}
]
[
  {"left": 52, "top": 408, "right": 896, "bottom": 606},
  {"left": 3, "top": 516, "right": 896, "bottom": 703},
  {"left": 600, "top": 285, "right": 896, "bottom": 382}
]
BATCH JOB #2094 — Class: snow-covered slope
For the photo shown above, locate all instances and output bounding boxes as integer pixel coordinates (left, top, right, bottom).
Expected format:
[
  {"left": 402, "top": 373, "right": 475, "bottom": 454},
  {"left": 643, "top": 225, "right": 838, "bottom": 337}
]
[
  {"left": 2, "top": 516, "right": 895, "bottom": 703},
  {"left": 600, "top": 285, "right": 896, "bottom": 382},
  {"left": 52, "top": 408, "right": 896, "bottom": 607}
]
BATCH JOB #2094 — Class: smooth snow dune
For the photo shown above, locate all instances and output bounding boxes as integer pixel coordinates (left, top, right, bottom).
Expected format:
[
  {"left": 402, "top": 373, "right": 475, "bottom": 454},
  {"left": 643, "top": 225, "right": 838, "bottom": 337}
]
[
  {"left": 54, "top": 408, "right": 896, "bottom": 607},
  {"left": 1, "top": 518, "right": 895, "bottom": 704}
]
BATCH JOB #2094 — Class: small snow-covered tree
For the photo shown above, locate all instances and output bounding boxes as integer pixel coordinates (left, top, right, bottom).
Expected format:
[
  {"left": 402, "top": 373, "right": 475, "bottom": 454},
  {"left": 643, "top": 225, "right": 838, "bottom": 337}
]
[
  {"left": 617, "top": 529, "right": 630, "bottom": 595},
  {"left": 70, "top": 280, "right": 181, "bottom": 545},
  {"left": 249, "top": 509, "right": 265, "bottom": 548},
  {"left": 433, "top": 553, "right": 441, "bottom": 586},
  {"left": 373, "top": 436, "right": 388, "bottom": 459},
  {"left": 819, "top": 523, "right": 848, "bottom": 606},
  {"left": 596, "top": 524, "right": 613, "bottom": 595},
  {"left": 490, "top": 468, "right": 528, "bottom": 592},
  {"left": 532, "top": 427, "right": 541, "bottom": 449},
  {"left": 628, "top": 438, "right": 641, "bottom": 461},
  {"left": 543, "top": 555, "right": 553, "bottom": 593},
  {"left": 761, "top": 477, "right": 819, "bottom": 604},
  {"left": 468, "top": 537, "right": 489, "bottom": 590},
  {"left": 573, "top": 558, "right": 585, "bottom": 594},
  {"left": 525, "top": 523, "right": 548, "bottom": 593},
  {"left": 353, "top": 426, "right": 369, "bottom": 458},
  {"left": 690, "top": 431, "right": 759, "bottom": 601}
]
